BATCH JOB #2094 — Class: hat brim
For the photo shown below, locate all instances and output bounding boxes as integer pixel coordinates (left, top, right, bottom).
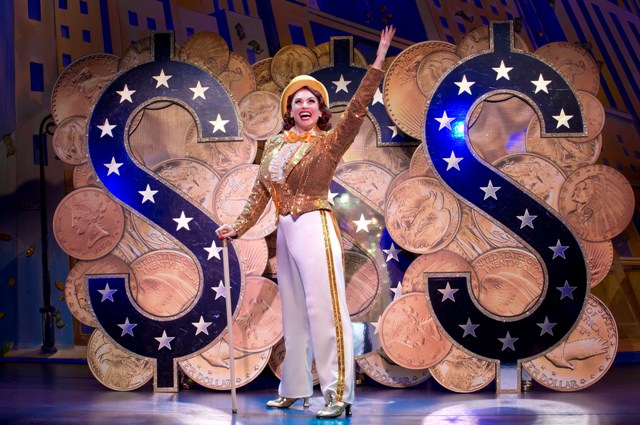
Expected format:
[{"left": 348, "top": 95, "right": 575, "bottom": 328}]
[{"left": 280, "top": 76, "right": 330, "bottom": 118}]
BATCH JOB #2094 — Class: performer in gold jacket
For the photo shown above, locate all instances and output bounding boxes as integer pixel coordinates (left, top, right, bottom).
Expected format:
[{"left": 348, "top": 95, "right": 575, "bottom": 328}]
[{"left": 216, "top": 25, "right": 395, "bottom": 419}]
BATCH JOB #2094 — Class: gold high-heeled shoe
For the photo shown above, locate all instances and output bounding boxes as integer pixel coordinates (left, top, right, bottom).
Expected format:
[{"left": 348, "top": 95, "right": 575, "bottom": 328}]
[
  {"left": 266, "top": 396, "right": 310, "bottom": 409},
  {"left": 316, "top": 396, "right": 352, "bottom": 418}
]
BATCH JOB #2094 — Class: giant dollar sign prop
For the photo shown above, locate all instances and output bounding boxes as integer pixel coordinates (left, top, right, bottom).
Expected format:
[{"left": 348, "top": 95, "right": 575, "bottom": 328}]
[
  {"left": 86, "top": 32, "right": 243, "bottom": 391},
  {"left": 424, "top": 22, "right": 588, "bottom": 393}
]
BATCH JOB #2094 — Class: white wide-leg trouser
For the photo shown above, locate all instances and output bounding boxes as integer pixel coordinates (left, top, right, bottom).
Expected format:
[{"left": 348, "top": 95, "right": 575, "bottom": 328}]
[{"left": 276, "top": 210, "right": 354, "bottom": 404}]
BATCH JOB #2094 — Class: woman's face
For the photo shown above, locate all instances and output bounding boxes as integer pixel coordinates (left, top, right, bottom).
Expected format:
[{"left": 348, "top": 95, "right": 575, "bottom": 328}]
[{"left": 291, "top": 88, "right": 322, "bottom": 132}]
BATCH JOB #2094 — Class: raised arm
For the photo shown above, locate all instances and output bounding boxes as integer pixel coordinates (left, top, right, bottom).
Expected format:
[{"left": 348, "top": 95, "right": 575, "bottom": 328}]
[{"left": 372, "top": 25, "right": 396, "bottom": 70}]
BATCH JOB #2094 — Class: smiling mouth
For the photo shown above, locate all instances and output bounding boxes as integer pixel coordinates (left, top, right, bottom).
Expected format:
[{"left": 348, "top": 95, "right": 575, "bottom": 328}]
[{"left": 299, "top": 112, "right": 311, "bottom": 119}]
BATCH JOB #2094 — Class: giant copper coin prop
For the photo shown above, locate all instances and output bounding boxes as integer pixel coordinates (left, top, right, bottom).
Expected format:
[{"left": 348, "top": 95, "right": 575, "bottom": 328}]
[
  {"left": 445, "top": 205, "right": 493, "bottom": 262},
  {"left": 179, "top": 31, "right": 230, "bottom": 76},
  {"left": 87, "top": 329, "right": 153, "bottom": 391},
  {"left": 379, "top": 292, "right": 452, "bottom": 370},
  {"left": 559, "top": 164, "right": 634, "bottom": 242},
  {"left": 264, "top": 232, "right": 277, "bottom": 278},
  {"left": 153, "top": 157, "right": 220, "bottom": 215},
  {"left": 471, "top": 210, "right": 521, "bottom": 249},
  {"left": 270, "top": 44, "right": 319, "bottom": 89},
  {"left": 534, "top": 42, "right": 600, "bottom": 95},
  {"left": 468, "top": 96, "right": 532, "bottom": 164},
  {"left": 344, "top": 250, "right": 380, "bottom": 319},
  {"left": 416, "top": 50, "right": 461, "bottom": 97},
  {"left": 385, "top": 177, "right": 461, "bottom": 254},
  {"left": 429, "top": 345, "right": 495, "bottom": 393},
  {"left": 213, "top": 164, "right": 277, "bottom": 240},
  {"left": 356, "top": 348, "right": 431, "bottom": 388},
  {"left": 525, "top": 116, "right": 601, "bottom": 175},
  {"left": 180, "top": 339, "right": 271, "bottom": 390},
  {"left": 252, "top": 58, "right": 281, "bottom": 95},
  {"left": 51, "top": 54, "right": 119, "bottom": 125},
  {"left": 218, "top": 52, "right": 256, "bottom": 102},
  {"left": 73, "top": 163, "right": 99, "bottom": 189},
  {"left": 238, "top": 91, "right": 282, "bottom": 140},
  {"left": 118, "top": 36, "right": 181, "bottom": 72},
  {"left": 471, "top": 248, "right": 544, "bottom": 317},
  {"left": 131, "top": 214, "right": 178, "bottom": 251},
  {"left": 185, "top": 123, "right": 257, "bottom": 176},
  {"left": 335, "top": 160, "right": 394, "bottom": 212},
  {"left": 456, "top": 25, "right": 530, "bottom": 58},
  {"left": 384, "top": 41, "right": 457, "bottom": 139},
  {"left": 567, "top": 91, "right": 605, "bottom": 143},
  {"left": 408, "top": 144, "right": 435, "bottom": 178},
  {"left": 111, "top": 212, "right": 149, "bottom": 264},
  {"left": 53, "top": 187, "right": 125, "bottom": 260},
  {"left": 402, "top": 250, "right": 478, "bottom": 294},
  {"left": 129, "top": 250, "right": 200, "bottom": 317},
  {"left": 523, "top": 295, "right": 618, "bottom": 391},
  {"left": 494, "top": 153, "right": 566, "bottom": 212},
  {"left": 128, "top": 101, "right": 191, "bottom": 169},
  {"left": 232, "top": 276, "right": 282, "bottom": 352},
  {"left": 385, "top": 169, "right": 412, "bottom": 210},
  {"left": 65, "top": 255, "right": 135, "bottom": 327},
  {"left": 268, "top": 338, "right": 320, "bottom": 385},
  {"left": 233, "top": 238, "right": 268, "bottom": 277},
  {"left": 53, "top": 116, "right": 88, "bottom": 165},
  {"left": 312, "top": 42, "right": 368, "bottom": 68},
  {"left": 580, "top": 239, "right": 613, "bottom": 288}
]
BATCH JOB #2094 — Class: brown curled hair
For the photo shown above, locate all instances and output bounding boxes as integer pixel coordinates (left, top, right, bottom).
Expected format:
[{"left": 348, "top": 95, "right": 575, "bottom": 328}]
[{"left": 282, "top": 86, "right": 333, "bottom": 131}]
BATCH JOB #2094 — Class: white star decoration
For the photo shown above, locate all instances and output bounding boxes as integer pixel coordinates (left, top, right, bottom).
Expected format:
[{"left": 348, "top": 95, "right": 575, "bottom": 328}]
[
  {"left": 388, "top": 126, "right": 398, "bottom": 139},
  {"left": 436, "top": 111, "right": 455, "bottom": 131},
  {"left": 104, "top": 157, "right": 123, "bottom": 176},
  {"left": 443, "top": 151, "right": 463, "bottom": 171},
  {"left": 454, "top": 75, "right": 475, "bottom": 95},
  {"left": 517, "top": 209, "right": 537, "bottom": 229},
  {"left": 155, "top": 330, "right": 175, "bottom": 350},
  {"left": 327, "top": 189, "right": 338, "bottom": 206},
  {"left": 118, "top": 318, "right": 137, "bottom": 337},
  {"left": 139, "top": 184, "right": 158, "bottom": 204},
  {"left": 549, "top": 240, "right": 569, "bottom": 259},
  {"left": 438, "top": 282, "right": 459, "bottom": 302},
  {"left": 498, "top": 331, "right": 518, "bottom": 351},
  {"left": 371, "top": 320, "right": 380, "bottom": 335},
  {"left": 390, "top": 282, "right": 403, "bottom": 300},
  {"left": 459, "top": 318, "right": 479, "bottom": 338},
  {"left": 353, "top": 214, "right": 372, "bottom": 233},
  {"left": 204, "top": 239, "right": 223, "bottom": 260},
  {"left": 153, "top": 69, "right": 172, "bottom": 88},
  {"left": 116, "top": 84, "right": 135, "bottom": 103},
  {"left": 212, "top": 280, "right": 226, "bottom": 300},
  {"left": 557, "top": 280, "right": 577, "bottom": 300},
  {"left": 553, "top": 109, "right": 573, "bottom": 129},
  {"left": 98, "top": 283, "right": 117, "bottom": 302},
  {"left": 173, "top": 211, "right": 193, "bottom": 231},
  {"left": 372, "top": 88, "right": 384, "bottom": 105},
  {"left": 209, "top": 114, "right": 229, "bottom": 133},
  {"left": 192, "top": 316, "right": 212, "bottom": 335},
  {"left": 537, "top": 316, "right": 556, "bottom": 336},
  {"left": 531, "top": 74, "right": 551, "bottom": 94},
  {"left": 493, "top": 60, "right": 513, "bottom": 80},
  {"left": 190, "top": 81, "right": 209, "bottom": 100},
  {"left": 480, "top": 180, "right": 501, "bottom": 200},
  {"left": 333, "top": 75, "right": 351, "bottom": 93},
  {"left": 383, "top": 243, "right": 401, "bottom": 262},
  {"left": 97, "top": 118, "right": 116, "bottom": 138}
]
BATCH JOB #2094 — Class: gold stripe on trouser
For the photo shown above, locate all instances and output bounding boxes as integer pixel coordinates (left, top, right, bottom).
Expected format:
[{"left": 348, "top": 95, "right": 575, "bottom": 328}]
[{"left": 320, "top": 210, "right": 345, "bottom": 401}]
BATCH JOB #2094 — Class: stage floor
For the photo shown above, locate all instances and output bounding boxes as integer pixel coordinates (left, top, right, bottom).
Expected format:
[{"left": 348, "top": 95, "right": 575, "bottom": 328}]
[{"left": 1, "top": 360, "right": 639, "bottom": 424}]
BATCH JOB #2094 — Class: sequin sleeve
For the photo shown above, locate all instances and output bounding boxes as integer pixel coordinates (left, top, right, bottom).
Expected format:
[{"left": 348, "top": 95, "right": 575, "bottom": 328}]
[
  {"left": 328, "top": 66, "right": 384, "bottom": 159},
  {"left": 231, "top": 171, "right": 271, "bottom": 237}
]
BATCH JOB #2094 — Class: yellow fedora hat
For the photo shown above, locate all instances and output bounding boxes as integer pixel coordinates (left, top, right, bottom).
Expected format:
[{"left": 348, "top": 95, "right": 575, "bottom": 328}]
[{"left": 280, "top": 75, "right": 330, "bottom": 118}]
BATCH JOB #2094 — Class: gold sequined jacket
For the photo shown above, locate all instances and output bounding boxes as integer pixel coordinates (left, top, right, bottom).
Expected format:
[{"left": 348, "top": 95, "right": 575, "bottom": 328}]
[{"left": 232, "top": 66, "right": 384, "bottom": 237}]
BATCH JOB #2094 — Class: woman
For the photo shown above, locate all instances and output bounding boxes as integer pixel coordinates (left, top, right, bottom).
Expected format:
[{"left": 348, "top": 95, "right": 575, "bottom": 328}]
[{"left": 216, "top": 25, "right": 395, "bottom": 419}]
